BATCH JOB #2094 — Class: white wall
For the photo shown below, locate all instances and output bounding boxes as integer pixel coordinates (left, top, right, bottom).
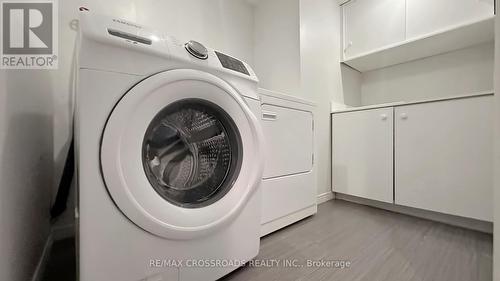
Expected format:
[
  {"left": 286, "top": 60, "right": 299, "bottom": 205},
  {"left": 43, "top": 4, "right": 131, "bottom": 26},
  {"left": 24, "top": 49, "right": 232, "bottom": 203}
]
[
  {"left": 252, "top": 0, "right": 350, "bottom": 197},
  {"left": 135, "top": 0, "right": 255, "bottom": 65},
  {"left": 360, "top": 43, "right": 494, "bottom": 105},
  {"left": 0, "top": 72, "right": 54, "bottom": 281},
  {"left": 341, "top": 64, "right": 362, "bottom": 106},
  {"left": 493, "top": 0, "right": 499, "bottom": 278},
  {"left": 0, "top": 0, "right": 79, "bottom": 278},
  {"left": 300, "top": 0, "right": 343, "bottom": 196},
  {"left": 253, "top": 0, "right": 301, "bottom": 96}
]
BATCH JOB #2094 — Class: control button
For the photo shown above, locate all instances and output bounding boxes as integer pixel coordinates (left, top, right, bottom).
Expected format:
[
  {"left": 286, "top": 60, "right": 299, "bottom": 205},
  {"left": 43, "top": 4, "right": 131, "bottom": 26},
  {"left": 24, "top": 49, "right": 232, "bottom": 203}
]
[{"left": 185, "top": 40, "right": 208, "bottom": 60}]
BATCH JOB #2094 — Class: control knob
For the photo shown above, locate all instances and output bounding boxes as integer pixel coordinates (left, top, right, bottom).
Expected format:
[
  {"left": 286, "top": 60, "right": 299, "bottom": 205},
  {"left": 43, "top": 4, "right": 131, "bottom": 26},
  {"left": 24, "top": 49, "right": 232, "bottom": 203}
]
[{"left": 185, "top": 40, "right": 208, "bottom": 60}]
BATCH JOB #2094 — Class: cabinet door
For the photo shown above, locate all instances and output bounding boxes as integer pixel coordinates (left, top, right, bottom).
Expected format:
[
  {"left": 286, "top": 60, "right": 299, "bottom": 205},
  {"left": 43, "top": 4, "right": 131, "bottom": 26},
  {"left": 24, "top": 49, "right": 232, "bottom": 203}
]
[
  {"left": 261, "top": 104, "right": 313, "bottom": 179},
  {"left": 395, "top": 96, "right": 494, "bottom": 221},
  {"left": 343, "top": 0, "right": 406, "bottom": 59},
  {"left": 406, "top": 0, "right": 494, "bottom": 39},
  {"left": 332, "top": 108, "right": 394, "bottom": 203}
]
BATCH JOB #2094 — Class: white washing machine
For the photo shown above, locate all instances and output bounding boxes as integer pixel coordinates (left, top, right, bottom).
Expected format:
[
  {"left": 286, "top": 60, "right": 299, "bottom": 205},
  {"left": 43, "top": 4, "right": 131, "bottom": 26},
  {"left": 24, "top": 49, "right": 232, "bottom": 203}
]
[{"left": 76, "top": 13, "right": 264, "bottom": 281}]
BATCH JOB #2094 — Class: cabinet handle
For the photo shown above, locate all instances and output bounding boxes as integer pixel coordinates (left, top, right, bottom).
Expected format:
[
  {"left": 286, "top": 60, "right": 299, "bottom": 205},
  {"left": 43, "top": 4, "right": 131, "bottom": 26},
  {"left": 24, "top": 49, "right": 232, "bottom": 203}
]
[
  {"left": 400, "top": 113, "right": 408, "bottom": 120},
  {"left": 380, "top": 114, "right": 388, "bottom": 121}
]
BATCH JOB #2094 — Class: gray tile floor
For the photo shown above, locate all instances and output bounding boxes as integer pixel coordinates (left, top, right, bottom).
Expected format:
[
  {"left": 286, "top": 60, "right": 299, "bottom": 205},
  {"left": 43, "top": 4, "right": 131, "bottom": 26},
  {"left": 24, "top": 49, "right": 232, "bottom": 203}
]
[{"left": 43, "top": 200, "right": 493, "bottom": 281}]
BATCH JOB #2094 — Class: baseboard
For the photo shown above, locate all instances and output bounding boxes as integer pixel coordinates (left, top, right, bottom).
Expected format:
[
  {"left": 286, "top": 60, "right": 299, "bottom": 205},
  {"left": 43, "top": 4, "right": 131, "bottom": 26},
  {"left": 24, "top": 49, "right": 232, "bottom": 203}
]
[
  {"left": 52, "top": 223, "right": 75, "bottom": 241},
  {"left": 31, "top": 233, "right": 53, "bottom": 281},
  {"left": 261, "top": 205, "right": 317, "bottom": 237},
  {"left": 317, "top": 191, "right": 334, "bottom": 204},
  {"left": 336, "top": 193, "right": 493, "bottom": 233}
]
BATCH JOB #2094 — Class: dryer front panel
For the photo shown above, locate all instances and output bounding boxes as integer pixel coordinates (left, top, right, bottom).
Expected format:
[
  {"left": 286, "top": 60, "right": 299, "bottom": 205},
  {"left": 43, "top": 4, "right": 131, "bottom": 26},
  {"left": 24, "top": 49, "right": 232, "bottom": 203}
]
[{"left": 100, "top": 69, "right": 264, "bottom": 240}]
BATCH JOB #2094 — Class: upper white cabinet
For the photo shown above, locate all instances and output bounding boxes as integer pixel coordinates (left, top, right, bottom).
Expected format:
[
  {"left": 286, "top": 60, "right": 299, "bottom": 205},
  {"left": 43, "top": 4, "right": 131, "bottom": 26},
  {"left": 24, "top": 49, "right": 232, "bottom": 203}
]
[
  {"left": 406, "top": 0, "right": 494, "bottom": 39},
  {"left": 394, "top": 96, "right": 494, "bottom": 221},
  {"left": 342, "top": 0, "right": 406, "bottom": 60},
  {"left": 332, "top": 108, "right": 394, "bottom": 203},
  {"left": 341, "top": 0, "right": 495, "bottom": 71}
]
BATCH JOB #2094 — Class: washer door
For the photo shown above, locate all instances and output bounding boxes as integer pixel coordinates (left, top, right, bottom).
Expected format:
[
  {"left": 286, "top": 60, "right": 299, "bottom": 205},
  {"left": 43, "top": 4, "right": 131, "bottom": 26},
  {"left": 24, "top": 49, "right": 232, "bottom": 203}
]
[{"left": 100, "top": 69, "right": 264, "bottom": 240}]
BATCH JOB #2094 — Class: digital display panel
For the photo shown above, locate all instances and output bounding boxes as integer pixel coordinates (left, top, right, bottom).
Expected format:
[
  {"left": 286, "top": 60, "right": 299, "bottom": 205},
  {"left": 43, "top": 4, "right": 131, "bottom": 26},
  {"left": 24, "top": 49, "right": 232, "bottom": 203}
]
[{"left": 215, "top": 51, "right": 249, "bottom": 76}]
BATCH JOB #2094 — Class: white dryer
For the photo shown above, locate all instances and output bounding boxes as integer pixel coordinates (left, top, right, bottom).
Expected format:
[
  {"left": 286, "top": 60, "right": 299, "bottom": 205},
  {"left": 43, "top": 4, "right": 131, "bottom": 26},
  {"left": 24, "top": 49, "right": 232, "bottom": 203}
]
[
  {"left": 76, "top": 13, "right": 264, "bottom": 281},
  {"left": 258, "top": 89, "right": 317, "bottom": 236}
]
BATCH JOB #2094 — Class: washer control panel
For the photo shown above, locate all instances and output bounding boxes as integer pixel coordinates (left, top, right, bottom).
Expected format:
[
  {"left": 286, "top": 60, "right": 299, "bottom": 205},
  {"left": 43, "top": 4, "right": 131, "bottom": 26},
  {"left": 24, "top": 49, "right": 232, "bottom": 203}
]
[
  {"left": 79, "top": 12, "right": 258, "bottom": 83},
  {"left": 215, "top": 51, "right": 249, "bottom": 76}
]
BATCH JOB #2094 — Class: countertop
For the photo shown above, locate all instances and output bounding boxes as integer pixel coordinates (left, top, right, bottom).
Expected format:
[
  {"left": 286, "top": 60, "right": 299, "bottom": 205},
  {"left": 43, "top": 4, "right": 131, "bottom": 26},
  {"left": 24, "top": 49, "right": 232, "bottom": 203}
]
[{"left": 331, "top": 91, "right": 494, "bottom": 114}]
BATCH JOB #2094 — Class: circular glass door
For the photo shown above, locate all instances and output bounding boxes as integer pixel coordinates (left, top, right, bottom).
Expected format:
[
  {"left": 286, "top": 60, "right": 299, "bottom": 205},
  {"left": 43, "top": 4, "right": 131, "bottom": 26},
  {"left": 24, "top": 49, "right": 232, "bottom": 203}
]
[
  {"left": 100, "top": 69, "right": 264, "bottom": 239},
  {"left": 142, "top": 99, "right": 242, "bottom": 208}
]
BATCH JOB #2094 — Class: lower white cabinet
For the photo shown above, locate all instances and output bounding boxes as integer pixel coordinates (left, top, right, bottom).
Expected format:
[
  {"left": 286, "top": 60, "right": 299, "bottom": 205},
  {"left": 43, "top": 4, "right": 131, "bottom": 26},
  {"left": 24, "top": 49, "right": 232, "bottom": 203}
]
[
  {"left": 331, "top": 95, "right": 494, "bottom": 222},
  {"left": 332, "top": 108, "right": 394, "bottom": 203},
  {"left": 395, "top": 96, "right": 494, "bottom": 221}
]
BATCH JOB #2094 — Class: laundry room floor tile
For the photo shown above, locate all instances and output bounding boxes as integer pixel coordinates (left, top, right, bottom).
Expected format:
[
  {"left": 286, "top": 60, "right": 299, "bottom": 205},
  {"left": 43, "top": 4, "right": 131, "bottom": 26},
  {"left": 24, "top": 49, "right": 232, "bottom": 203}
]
[
  {"left": 42, "top": 200, "right": 492, "bottom": 281},
  {"left": 220, "top": 200, "right": 492, "bottom": 281}
]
